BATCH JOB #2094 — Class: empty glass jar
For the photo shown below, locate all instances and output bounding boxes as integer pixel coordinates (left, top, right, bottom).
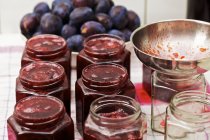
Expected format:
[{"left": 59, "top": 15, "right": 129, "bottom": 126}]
[
  {"left": 84, "top": 95, "right": 147, "bottom": 140},
  {"left": 165, "top": 91, "right": 210, "bottom": 140},
  {"left": 151, "top": 72, "right": 206, "bottom": 133}
]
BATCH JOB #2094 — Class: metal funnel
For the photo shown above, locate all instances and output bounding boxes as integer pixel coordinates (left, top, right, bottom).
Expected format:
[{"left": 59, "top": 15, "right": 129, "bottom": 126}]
[{"left": 131, "top": 19, "right": 210, "bottom": 76}]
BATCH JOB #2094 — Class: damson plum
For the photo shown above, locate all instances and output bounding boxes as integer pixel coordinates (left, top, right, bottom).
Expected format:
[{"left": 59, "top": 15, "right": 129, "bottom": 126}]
[
  {"left": 73, "top": 0, "right": 94, "bottom": 8},
  {"left": 69, "top": 7, "right": 95, "bottom": 27},
  {"left": 20, "top": 13, "right": 39, "bottom": 38},
  {"left": 108, "top": 29, "right": 126, "bottom": 41},
  {"left": 81, "top": 21, "right": 105, "bottom": 37},
  {"left": 40, "top": 13, "right": 63, "bottom": 35},
  {"left": 95, "top": 0, "right": 111, "bottom": 13},
  {"left": 122, "top": 29, "right": 132, "bottom": 41},
  {"left": 61, "top": 24, "right": 77, "bottom": 39},
  {"left": 67, "top": 34, "right": 84, "bottom": 51},
  {"left": 127, "top": 10, "right": 140, "bottom": 31},
  {"left": 96, "top": 13, "right": 112, "bottom": 30},
  {"left": 109, "top": 6, "right": 128, "bottom": 29},
  {"left": 33, "top": 2, "right": 50, "bottom": 17},
  {"left": 52, "top": 0, "right": 73, "bottom": 9},
  {"left": 109, "top": 0, "right": 114, "bottom": 7},
  {"left": 52, "top": 2, "right": 73, "bottom": 23}
]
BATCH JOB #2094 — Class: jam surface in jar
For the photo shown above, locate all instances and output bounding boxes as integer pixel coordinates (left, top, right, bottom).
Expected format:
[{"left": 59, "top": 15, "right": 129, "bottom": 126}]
[
  {"left": 16, "top": 62, "right": 70, "bottom": 114},
  {"left": 77, "top": 34, "right": 130, "bottom": 79},
  {"left": 84, "top": 95, "right": 146, "bottom": 140},
  {"left": 75, "top": 64, "right": 135, "bottom": 132},
  {"left": 21, "top": 34, "right": 71, "bottom": 85},
  {"left": 7, "top": 96, "right": 74, "bottom": 140}
]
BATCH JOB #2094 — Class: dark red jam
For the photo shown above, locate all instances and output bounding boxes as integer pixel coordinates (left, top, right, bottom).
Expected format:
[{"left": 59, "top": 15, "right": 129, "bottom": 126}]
[
  {"left": 16, "top": 62, "right": 70, "bottom": 115},
  {"left": 7, "top": 96, "right": 74, "bottom": 140},
  {"left": 77, "top": 34, "right": 130, "bottom": 79},
  {"left": 21, "top": 34, "right": 71, "bottom": 87},
  {"left": 98, "top": 108, "right": 129, "bottom": 118},
  {"left": 84, "top": 95, "right": 146, "bottom": 140},
  {"left": 75, "top": 63, "right": 135, "bottom": 132}
]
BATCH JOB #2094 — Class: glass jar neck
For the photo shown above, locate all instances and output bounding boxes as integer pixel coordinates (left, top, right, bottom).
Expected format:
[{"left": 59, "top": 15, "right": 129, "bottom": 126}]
[
  {"left": 156, "top": 71, "right": 202, "bottom": 82},
  {"left": 19, "top": 62, "right": 65, "bottom": 90},
  {"left": 83, "top": 34, "right": 125, "bottom": 59},
  {"left": 89, "top": 95, "right": 141, "bottom": 127},
  {"left": 170, "top": 91, "right": 210, "bottom": 124},
  {"left": 26, "top": 34, "right": 67, "bottom": 59},
  {"left": 26, "top": 46, "right": 67, "bottom": 59},
  {"left": 81, "top": 64, "right": 128, "bottom": 92},
  {"left": 14, "top": 96, "right": 65, "bottom": 129}
]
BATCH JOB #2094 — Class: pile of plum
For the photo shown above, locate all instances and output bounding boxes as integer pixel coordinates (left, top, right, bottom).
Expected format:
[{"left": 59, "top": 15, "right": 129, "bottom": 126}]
[{"left": 20, "top": 0, "right": 140, "bottom": 52}]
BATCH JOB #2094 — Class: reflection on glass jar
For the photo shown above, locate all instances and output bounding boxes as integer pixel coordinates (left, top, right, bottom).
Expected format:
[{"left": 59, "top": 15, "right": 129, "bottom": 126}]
[
  {"left": 84, "top": 95, "right": 147, "bottom": 140},
  {"left": 151, "top": 72, "right": 206, "bottom": 133},
  {"left": 165, "top": 91, "right": 210, "bottom": 140},
  {"left": 7, "top": 96, "right": 74, "bottom": 140}
]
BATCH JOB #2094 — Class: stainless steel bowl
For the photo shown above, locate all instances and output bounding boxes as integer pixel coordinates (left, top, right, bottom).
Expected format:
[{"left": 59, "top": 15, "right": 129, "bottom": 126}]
[{"left": 131, "top": 19, "right": 210, "bottom": 76}]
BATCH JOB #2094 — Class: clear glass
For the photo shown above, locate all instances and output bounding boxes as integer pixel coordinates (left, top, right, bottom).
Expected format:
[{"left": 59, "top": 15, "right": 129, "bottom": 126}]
[
  {"left": 165, "top": 91, "right": 210, "bottom": 140},
  {"left": 151, "top": 71, "right": 206, "bottom": 133},
  {"left": 84, "top": 95, "right": 147, "bottom": 140}
]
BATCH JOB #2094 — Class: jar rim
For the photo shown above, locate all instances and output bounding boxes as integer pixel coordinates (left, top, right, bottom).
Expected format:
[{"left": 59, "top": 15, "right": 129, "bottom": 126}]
[
  {"left": 19, "top": 61, "right": 65, "bottom": 89},
  {"left": 90, "top": 95, "right": 141, "bottom": 126},
  {"left": 26, "top": 34, "right": 67, "bottom": 59},
  {"left": 81, "top": 63, "right": 128, "bottom": 91},
  {"left": 14, "top": 96, "right": 65, "bottom": 129},
  {"left": 83, "top": 34, "right": 125, "bottom": 58},
  {"left": 170, "top": 90, "right": 210, "bottom": 123}
]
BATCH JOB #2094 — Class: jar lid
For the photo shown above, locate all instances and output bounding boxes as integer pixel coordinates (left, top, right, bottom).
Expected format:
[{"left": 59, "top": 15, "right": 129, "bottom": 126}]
[
  {"left": 84, "top": 34, "right": 125, "bottom": 58},
  {"left": 19, "top": 62, "right": 65, "bottom": 90},
  {"left": 26, "top": 34, "right": 67, "bottom": 58},
  {"left": 14, "top": 96, "right": 65, "bottom": 129},
  {"left": 82, "top": 63, "right": 128, "bottom": 91}
]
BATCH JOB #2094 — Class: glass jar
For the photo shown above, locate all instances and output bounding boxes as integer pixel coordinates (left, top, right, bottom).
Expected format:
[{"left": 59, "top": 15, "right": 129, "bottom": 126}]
[
  {"left": 21, "top": 34, "right": 71, "bottom": 84},
  {"left": 76, "top": 63, "right": 136, "bottom": 130},
  {"left": 77, "top": 34, "right": 130, "bottom": 79},
  {"left": 142, "top": 65, "right": 153, "bottom": 95},
  {"left": 151, "top": 71, "right": 206, "bottom": 133},
  {"left": 165, "top": 91, "right": 210, "bottom": 140},
  {"left": 84, "top": 95, "right": 147, "bottom": 140},
  {"left": 16, "top": 61, "right": 70, "bottom": 115},
  {"left": 7, "top": 96, "right": 74, "bottom": 140}
]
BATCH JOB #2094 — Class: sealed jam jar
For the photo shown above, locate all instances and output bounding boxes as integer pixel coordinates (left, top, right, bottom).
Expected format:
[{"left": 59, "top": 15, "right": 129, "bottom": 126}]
[
  {"left": 84, "top": 95, "right": 147, "bottom": 140},
  {"left": 77, "top": 34, "right": 130, "bottom": 78},
  {"left": 16, "top": 62, "right": 70, "bottom": 115},
  {"left": 7, "top": 96, "right": 74, "bottom": 140},
  {"left": 21, "top": 34, "right": 71, "bottom": 83},
  {"left": 165, "top": 91, "right": 210, "bottom": 140},
  {"left": 76, "top": 63, "right": 136, "bottom": 129}
]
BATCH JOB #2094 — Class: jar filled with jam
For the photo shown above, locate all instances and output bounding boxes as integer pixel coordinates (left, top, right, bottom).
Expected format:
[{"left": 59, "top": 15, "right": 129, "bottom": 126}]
[
  {"left": 84, "top": 95, "right": 147, "bottom": 140},
  {"left": 77, "top": 34, "right": 130, "bottom": 79},
  {"left": 7, "top": 96, "right": 74, "bottom": 140},
  {"left": 16, "top": 61, "right": 70, "bottom": 114},
  {"left": 76, "top": 63, "right": 136, "bottom": 130},
  {"left": 21, "top": 34, "right": 71, "bottom": 84},
  {"left": 165, "top": 91, "right": 210, "bottom": 140}
]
